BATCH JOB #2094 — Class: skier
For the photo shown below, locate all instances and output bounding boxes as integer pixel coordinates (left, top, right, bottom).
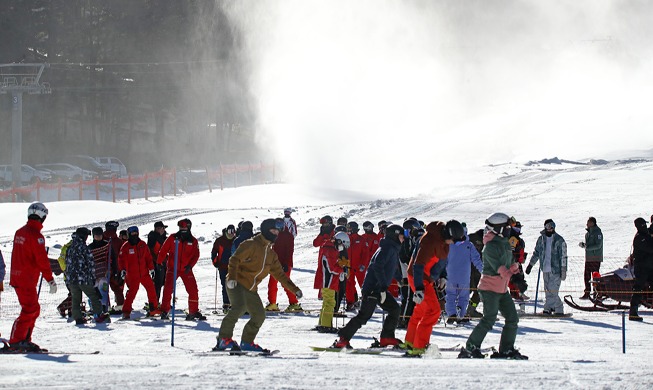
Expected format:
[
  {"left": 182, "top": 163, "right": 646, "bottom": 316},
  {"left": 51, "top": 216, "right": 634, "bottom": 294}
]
[
  {"left": 147, "top": 221, "right": 168, "bottom": 302},
  {"left": 525, "top": 219, "right": 568, "bottom": 315},
  {"left": 65, "top": 227, "right": 109, "bottom": 325},
  {"left": 466, "top": 228, "right": 485, "bottom": 318},
  {"left": 331, "top": 224, "right": 404, "bottom": 350},
  {"left": 157, "top": 219, "right": 204, "bottom": 321},
  {"left": 315, "top": 231, "right": 348, "bottom": 332},
  {"left": 445, "top": 225, "right": 483, "bottom": 324},
  {"left": 578, "top": 217, "right": 603, "bottom": 300},
  {"left": 231, "top": 220, "right": 254, "bottom": 253},
  {"left": 88, "top": 227, "right": 111, "bottom": 312},
  {"left": 211, "top": 224, "right": 236, "bottom": 313},
  {"left": 362, "top": 221, "right": 380, "bottom": 259},
  {"left": 628, "top": 218, "right": 653, "bottom": 321},
  {"left": 118, "top": 226, "right": 161, "bottom": 319},
  {"left": 405, "top": 220, "right": 465, "bottom": 356},
  {"left": 508, "top": 220, "right": 529, "bottom": 302},
  {"left": 55, "top": 239, "right": 74, "bottom": 317},
  {"left": 458, "top": 213, "right": 527, "bottom": 360},
  {"left": 313, "top": 216, "right": 335, "bottom": 296},
  {"left": 397, "top": 219, "right": 421, "bottom": 329},
  {"left": 345, "top": 221, "right": 369, "bottom": 310},
  {"left": 268, "top": 216, "right": 301, "bottom": 312},
  {"left": 282, "top": 207, "right": 297, "bottom": 237},
  {"left": 103, "top": 221, "right": 125, "bottom": 314},
  {"left": 214, "top": 219, "right": 303, "bottom": 353},
  {"left": 3, "top": 203, "right": 57, "bottom": 352}
]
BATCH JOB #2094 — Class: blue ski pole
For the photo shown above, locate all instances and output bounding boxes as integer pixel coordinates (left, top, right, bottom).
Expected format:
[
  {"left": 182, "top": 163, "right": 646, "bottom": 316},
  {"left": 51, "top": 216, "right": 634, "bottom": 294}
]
[
  {"left": 533, "top": 267, "right": 541, "bottom": 314},
  {"left": 171, "top": 239, "right": 179, "bottom": 347}
]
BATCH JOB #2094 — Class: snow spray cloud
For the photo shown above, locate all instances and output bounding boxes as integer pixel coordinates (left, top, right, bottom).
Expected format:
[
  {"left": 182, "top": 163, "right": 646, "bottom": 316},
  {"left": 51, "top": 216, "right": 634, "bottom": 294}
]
[{"left": 222, "top": 1, "right": 653, "bottom": 195}]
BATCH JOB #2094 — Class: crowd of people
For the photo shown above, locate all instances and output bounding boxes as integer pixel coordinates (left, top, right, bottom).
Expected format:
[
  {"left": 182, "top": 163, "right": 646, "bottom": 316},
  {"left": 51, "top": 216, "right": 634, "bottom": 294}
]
[{"left": 1, "top": 201, "right": 652, "bottom": 358}]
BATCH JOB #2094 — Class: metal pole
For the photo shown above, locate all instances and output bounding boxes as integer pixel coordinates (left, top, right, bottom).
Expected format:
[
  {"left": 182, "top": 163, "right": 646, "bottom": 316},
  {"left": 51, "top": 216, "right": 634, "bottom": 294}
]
[
  {"left": 213, "top": 268, "right": 219, "bottom": 314},
  {"left": 622, "top": 311, "right": 626, "bottom": 354},
  {"left": 11, "top": 91, "right": 23, "bottom": 188},
  {"left": 533, "top": 267, "right": 541, "bottom": 314},
  {"left": 171, "top": 239, "right": 179, "bottom": 347}
]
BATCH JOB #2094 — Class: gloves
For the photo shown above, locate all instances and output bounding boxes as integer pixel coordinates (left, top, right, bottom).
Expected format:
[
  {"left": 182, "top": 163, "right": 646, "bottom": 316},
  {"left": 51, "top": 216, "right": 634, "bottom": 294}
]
[
  {"left": 561, "top": 269, "right": 567, "bottom": 281},
  {"left": 436, "top": 278, "right": 447, "bottom": 291},
  {"left": 0, "top": 281, "right": 3, "bottom": 292},
  {"left": 359, "top": 265, "right": 365, "bottom": 273},
  {"left": 525, "top": 264, "right": 533, "bottom": 275},
  {"left": 184, "top": 265, "right": 192, "bottom": 274},
  {"left": 337, "top": 258, "right": 350, "bottom": 268},
  {"left": 226, "top": 279, "right": 237, "bottom": 289},
  {"left": 120, "top": 270, "right": 126, "bottom": 280},
  {"left": 579, "top": 242, "right": 586, "bottom": 248},
  {"left": 295, "top": 289, "right": 303, "bottom": 299},
  {"left": 282, "top": 264, "right": 289, "bottom": 273},
  {"left": 413, "top": 289, "right": 424, "bottom": 304},
  {"left": 48, "top": 279, "right": 57, "bottom": 294},
  {"left": 149, "top": 269, "right": 155, "bottom": 279},
  {"left": 379, "top": 291, "right": 387, "bottom": 304},
  {"left": 212, "top": 260, "right": 220, "bottom": 269}
]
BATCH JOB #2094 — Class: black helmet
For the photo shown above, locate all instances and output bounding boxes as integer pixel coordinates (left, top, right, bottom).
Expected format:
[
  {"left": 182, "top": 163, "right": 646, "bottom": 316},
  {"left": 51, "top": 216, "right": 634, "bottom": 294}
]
[
  {"left": 260, "top": 218, "right": 282, "bottom": 242},
  {"left": 91, "top": 227, "right": 104, "bottom": 237},
  {"left": 485, "top": 213, "right": 511, "bottom": 237},
  {"left": 384, "top": 224, "right": 404, "bottom": 243},
  {"left": 347, "top": 221, "right": 359, "bottom": 233},
  {"left": 402, "top": 218, "right": 420, "bottom": 231},
  {"left": 362, "top": 221, "right": 374, "bottom": 232},
  {"left": 241, "top": 221, "right": 253, "bottom": 231},
  {"left": 444, "top": 220, "right": 466, "bottom": 242},
  {"left": 75, "top": 227, "right": 91, "bottom": 241},
  {"left": 337, "top": 217, "right": 348, "bottom": 226},
  {"left": 320, "top": 215, "right": 333, "bottom": 225},
  {"left": 634, "top": 217, "right": 647, "bottom": 231}
]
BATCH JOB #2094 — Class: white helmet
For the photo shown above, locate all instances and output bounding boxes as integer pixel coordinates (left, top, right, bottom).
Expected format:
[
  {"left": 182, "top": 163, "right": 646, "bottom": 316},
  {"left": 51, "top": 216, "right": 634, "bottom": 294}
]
[
  {"left": 334, "top": 231, "right": 351, "bottom": 249},
  {"left": 485, "top": 212, "right": 511, "bottom": 237},
  {"left": 27, "top": 202, "right": 48, "bottom": 220}
]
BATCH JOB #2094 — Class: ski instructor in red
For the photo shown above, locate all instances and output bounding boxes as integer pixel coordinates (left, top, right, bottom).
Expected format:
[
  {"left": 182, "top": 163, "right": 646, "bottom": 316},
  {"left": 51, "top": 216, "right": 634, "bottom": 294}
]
[{"left": 6, "top": 203, "right": 57, "bottom": 352}]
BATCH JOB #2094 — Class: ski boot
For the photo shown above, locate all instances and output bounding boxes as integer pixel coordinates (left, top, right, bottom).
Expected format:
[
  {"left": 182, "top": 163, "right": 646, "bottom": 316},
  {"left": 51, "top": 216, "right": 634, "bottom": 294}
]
[
  {"left": 285, "top": 303, "right": 303, "bottom": 312},
  {"left": 9, "top": 340, "right": 46, "bottom": 353},
  {"left": 95, "top": 312, "right": 112, "bottom": 324},
  {"left": 185, "top": 311, "right": 207, "bottom": 321},
  {"left": 147, "top": 303, "right": 162, "bottom": 317},
  {"left": 490, "top": 347, "right": 528, "bottom": 360},
  {"left": 405, "top": 347, "right": 426, "bottom": 357},
  {"left": 330, "top": 337, "right": 352, "bottom": 350},
  {"left": 446, "top": 316, "right": 458, "bottom": 325},
  {"left": 314, "top": 326, "right": 339, "bottom": 334},
  {"left": 213, "top": 337, "right": 240, "bottom": 351},
  {"left": 160, "top": 311, "right": 170, "bottom": 320},
  {"left": 458, "top": 346, "right": 485, "bottom": 359},
  {"left": 75, "top": 318, "right": 88, "bottom": 326},
  {"left": 265, "top": 303, "right": 279, "bottom": 312},
  {"left": 240, "top": 341, "right": 270, "bottom": 354}
]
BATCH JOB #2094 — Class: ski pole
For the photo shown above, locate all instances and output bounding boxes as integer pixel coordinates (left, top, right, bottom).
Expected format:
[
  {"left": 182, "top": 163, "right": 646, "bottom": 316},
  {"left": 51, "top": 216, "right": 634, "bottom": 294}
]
[
  {"left": 37, "top": 247, "right": 50, "bottom": 297},
  {"left": 533, "top": 267, "right": 541, "bottom": 314},
  {"left": 171, "top": 239, "right": 179, "bottom": 347},
  {"left": 213, "top": 268, "right": 219, "bottom": 314}
]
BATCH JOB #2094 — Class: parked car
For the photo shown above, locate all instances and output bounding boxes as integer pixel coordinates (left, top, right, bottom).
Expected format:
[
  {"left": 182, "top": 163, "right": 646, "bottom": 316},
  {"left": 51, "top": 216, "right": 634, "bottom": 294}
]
[
  {"left": 62, "top": 155, "right": 114, "bottom": 179},
  {"left": 36, "top": 163, "right": 97, "bottom": 182},
  {"left": 94, "top": 157, "right": 127, "bottom": 177},
  {"left": 0, "top": 164, "right": 52, "bottom": 185}
]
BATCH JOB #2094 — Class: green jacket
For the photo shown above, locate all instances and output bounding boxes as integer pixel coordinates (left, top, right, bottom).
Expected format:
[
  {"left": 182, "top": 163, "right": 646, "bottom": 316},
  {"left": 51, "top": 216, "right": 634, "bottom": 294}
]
[{"left": 584, "top": 225, "right": 603, "bottom": 262}]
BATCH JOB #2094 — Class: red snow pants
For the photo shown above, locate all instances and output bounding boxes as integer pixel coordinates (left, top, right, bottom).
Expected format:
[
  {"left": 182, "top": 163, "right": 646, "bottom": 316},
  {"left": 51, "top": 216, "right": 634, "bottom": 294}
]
[
  {"left": 123, "top": 275, "right": 159, "bottom": 314},
  {"left": 405, "top": 277, "right": 440, "bottom": 349},
  {"left": 160, "top": 269, "right": 199, "bottom": 313},
  {"left": 10, "top": 287, "right": 40, "bottom": 344},
  {"left": 267, "top": 267, "right": 298, "bottom": 305}
]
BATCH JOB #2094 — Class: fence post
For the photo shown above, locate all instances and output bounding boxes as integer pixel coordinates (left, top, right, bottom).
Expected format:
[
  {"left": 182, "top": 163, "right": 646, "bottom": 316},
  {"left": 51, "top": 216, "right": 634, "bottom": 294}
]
[
  {"left": 57, "top": 178, "right": 62, "bottom": 202},
  {"left": 11, "top": 184, "right": 16, "bottom": 202},
  {"left": 207, "top": 167, "right": 212, "bottom": 193},
  {"left": 145, "top": 173, "right": 149, "bottom": 200},
  {"left": 248, "top": 162, "right": 252, "bottom": 185},
  {"left": 220, "top": 163, "right": 224, "bottom": 191},
  {"left": 112, "top": 176, "right": 116, "bottom": 203},
  {"left": 161, "top": 170, "right": 165, "bottom": 198},
  {"left": 272, "top": 159, "right": 276, "bottom": 182},
  {"left": 79, "top": 179, "right": 83, "bottom": 200},
  {"left": 127, "top": 174, "right": 131, "bottom": 204},
  {"left": 260, "top": 160, "right": 263, "bottom": 184},
  {"left": 234, "top": 161, "right": 237, "bottom": 188},
  {"left": 173, "top": 169, "right": 177, "bottom": 196},
  {"left": 95, "top": 178, "right": 99, "bottom": 201},
  {"left": 36, "top": 178, "right": 41, "bottom": 201}
]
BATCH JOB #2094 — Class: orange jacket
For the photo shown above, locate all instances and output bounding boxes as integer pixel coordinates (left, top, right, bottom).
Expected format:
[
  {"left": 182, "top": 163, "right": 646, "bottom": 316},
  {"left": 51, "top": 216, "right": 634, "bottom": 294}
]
[
  {"left": 157, "top": 233, "right": 200, "bottom": 271},
  {"left": 118, "top": 240, "right": 154, "bottom": 281},
  {"left": 10, "top": 219, "right": 54, "bottom": 288}
]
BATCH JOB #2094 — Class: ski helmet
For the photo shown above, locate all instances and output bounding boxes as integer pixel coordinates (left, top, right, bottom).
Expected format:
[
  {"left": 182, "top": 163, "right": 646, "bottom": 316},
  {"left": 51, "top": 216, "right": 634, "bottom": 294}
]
[
  {"left": 177, "top": 219, "right": 190, "bottom": 231},
  {"left": 105, "top": 221, "right": 119, "bottom": 231},
  {"left": 260, "top": 218, "right": 282, "bottom": 243},
  {"left": 347, "top": 221, "right": 359, "bottom": 234},
  {"left": 75, "top": 227, "right": 91, "bottom": 241},
  {"left": 384, "top": 224, "right": 404, "bottom": 243},
  {"left": 91, "top": 227, "right": 104, "bottom": 237},
  {"left": 634, "top": 217, "right": 647, "bottom": 230},
  {"left": 362, "top": 221, "right": 374, "bottom": 232},
  {"left": 320, "top": 215, "right": 333, "bottom": 225},
  {"left": 485, "top": 213, "right": 511, "bottom": 237},
  {"left": 337, "top": 217, "right": 348, "bottom": 226},
  {"left": 443, "top": 220, "right": 466, "bottom": 242},
  {"left": 27, "top": 202, "right": 48, "bottom": 220},
  {"left": 284, "top": 207, "right": 293, "bottom": 216},
  {"left": 241, "top": 221, "right": 253, "bottom": 231},
  {"left": 334, "top": 231, "right": 351, "bottom": 249},
  {"left": 334, "top": 225, "right": 347, "bottom": 233}
]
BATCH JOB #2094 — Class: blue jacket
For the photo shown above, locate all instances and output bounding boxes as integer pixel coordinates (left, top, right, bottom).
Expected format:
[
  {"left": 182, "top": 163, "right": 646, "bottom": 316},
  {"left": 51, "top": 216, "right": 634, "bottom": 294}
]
[
  {"left": 0, "top": 249, "right": 6, "bottom": 281},
  {"left": 231, "top": 229, "right": 254, "bottom": 254},
  {"left": 361, "top": 238, "right": 401, "bottom": 295},
  {"left": 446, "top": 238, "right": 483, "bottom": 286}
]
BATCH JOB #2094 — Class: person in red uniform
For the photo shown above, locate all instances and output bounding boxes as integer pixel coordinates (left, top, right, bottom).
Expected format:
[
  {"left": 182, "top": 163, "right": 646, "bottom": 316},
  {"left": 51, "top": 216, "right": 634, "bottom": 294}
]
[
  {"left": 6, "top": 203, "right": 57, "bottom": 352},
  {"left": 157, "top": 219, "right": 204, "bottom": 320},
  {"left": 267, "top": 216, "right": 301, "bottom": 312},
  {"left": 211, "top": 224, "right": 236, "bottom": 313},
  {"left": 345, "top": 221, "right": 369, "bottom": 310},
  {"left": 118, "top": 226, "right": 161, "bottom": 319},
  {"left": 313, "top": 216, "right": 335, "bottom": 295},
  {"left": 404, "top": 220, "right": 465, "bottom": 356},
  {"left": 103, "top": 220, "right": 125, "bottom": 313}
]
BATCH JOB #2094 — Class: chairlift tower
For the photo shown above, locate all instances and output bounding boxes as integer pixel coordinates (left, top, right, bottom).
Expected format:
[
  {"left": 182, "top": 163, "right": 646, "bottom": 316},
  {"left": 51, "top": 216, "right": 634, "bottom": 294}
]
[{"left": 0, "top": 63, "right": 51, "bottom": 187}]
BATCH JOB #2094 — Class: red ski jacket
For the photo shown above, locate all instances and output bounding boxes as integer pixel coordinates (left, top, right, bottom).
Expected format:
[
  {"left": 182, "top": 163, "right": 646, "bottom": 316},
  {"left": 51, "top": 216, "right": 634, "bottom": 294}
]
[
  {"left": 157, "top": 233, "right": 200, "bottom": 271},
  {"left": 118, "top": 240, "right": 154, "bottom": 282},
  {"left": 10, "top": 219, "right": 54, "bottom": 288},
  {"left": 274, "top": 230, "right": 295, "bottom": 268},
  {"left": 348, "top": 233, "right": 370, "bottom": 272}
]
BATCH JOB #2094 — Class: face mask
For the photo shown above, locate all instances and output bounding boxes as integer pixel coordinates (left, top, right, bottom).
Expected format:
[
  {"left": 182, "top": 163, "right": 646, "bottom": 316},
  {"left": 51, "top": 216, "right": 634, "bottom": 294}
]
[
  {"left": 128, "top": 236, "right": 140, "bottom": 245},
  {"left": 284, "top": 217, "right": 290, "bottom": 221},
  {"left": 545, "top": 230, "right": 553, "bottom": 237},
  {"left": 337, "top": 244, "right": 345, "bottom": 251}
]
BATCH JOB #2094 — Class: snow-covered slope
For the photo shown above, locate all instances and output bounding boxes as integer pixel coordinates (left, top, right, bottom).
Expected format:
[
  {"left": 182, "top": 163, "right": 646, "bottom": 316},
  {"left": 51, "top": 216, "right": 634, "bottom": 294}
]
[{"left": 0, "top": 160, "right": 652, "bottom": 389}]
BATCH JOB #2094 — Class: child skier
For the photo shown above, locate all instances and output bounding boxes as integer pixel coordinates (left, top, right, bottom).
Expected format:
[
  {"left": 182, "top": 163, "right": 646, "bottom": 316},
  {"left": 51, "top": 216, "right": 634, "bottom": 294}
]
[
  {"left": 445, "top": 227, "right": 483, "bottom": 324},
  {"left": 315, "top": 231, "right": 348, "bottom": 332}
]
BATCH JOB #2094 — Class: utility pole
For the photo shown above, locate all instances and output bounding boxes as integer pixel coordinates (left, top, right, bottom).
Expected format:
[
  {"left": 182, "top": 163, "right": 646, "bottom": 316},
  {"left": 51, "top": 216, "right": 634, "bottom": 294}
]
[{"left": 0, "top": 63, "right": 51, "bottom": 187}]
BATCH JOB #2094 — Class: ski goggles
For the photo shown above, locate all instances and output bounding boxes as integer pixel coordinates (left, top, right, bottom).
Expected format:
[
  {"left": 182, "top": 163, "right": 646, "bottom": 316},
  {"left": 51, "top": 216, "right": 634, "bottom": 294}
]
[{"left": 544, "top": 222, "right": 555, "bottom": 230}]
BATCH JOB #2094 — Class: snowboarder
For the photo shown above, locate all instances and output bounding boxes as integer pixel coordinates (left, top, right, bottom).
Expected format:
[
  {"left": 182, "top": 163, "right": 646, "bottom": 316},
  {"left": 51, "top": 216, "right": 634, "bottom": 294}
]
[
  {"left": 147, "top": 221, "right": 168, "bottom": 301},
  {"left": 268, "top": 216, "right": 301, "bottom": 312},
  {"left": 405, "top": 220, "right": 465, "bottom": 356},
  {"left": 211, "top": 224, "right": 236, "bottom": 313},
  {"left": 5, "top": 203, "right": 57, "bottom": 352},
  {"left": 118, "top": 226, "right": 162, "bottom": 319},
  {"left": 214, "top": 219, "right": 303, "bottom": 353},
  {"left": 628, "top": 217, "right": 653, "bottom": 321},
  {"left": 525, "top": 219, "right": 568, "bottom": 315},
  {"left": 65, "top": 227, "right": 109, "bottom": 325},
  {"left": 578, "top": 217, "right": 603, "bottom": 300},
  {"left": 315, "top": 231, "right": 348, "bottom": 332},
  {"left": 458, "top": 213, "right": 527, "bottom": 360},
  {"left": 331, "top": 224, "right": 404, "bottom": 350},
  {"left": 445, "top": 225, "right": 483, "bottom": 323},
  {"left": 157, "top": 219, "right": 204, "bottom": 321}
]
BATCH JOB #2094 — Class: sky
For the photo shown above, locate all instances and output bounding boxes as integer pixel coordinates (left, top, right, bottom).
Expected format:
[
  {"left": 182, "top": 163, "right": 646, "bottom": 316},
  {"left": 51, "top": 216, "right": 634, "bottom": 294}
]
[{"left": 220, "top": 0, "right": 653, "bottom": 193}]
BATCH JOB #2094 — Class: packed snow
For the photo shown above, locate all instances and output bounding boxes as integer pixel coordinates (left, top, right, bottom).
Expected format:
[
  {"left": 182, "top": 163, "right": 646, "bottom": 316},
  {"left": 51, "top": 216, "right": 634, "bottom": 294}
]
[{"left": 0, "top": 160, "right": 652, "bottom": 389}]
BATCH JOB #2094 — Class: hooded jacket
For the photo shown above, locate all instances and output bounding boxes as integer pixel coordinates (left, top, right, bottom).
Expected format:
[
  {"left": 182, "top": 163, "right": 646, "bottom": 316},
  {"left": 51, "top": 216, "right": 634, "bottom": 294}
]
[
  {"left": 65, "top": 235, "right": 97, "bottom": 286},
  {"left": 10, "top": 219, "right": 54, "bottom": 288},
  {"left": 227, "top": 234, "right": 299, "bottom": 293},
  {"left": 528, "top": 230, "right": 568, "bottom": 275}
]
